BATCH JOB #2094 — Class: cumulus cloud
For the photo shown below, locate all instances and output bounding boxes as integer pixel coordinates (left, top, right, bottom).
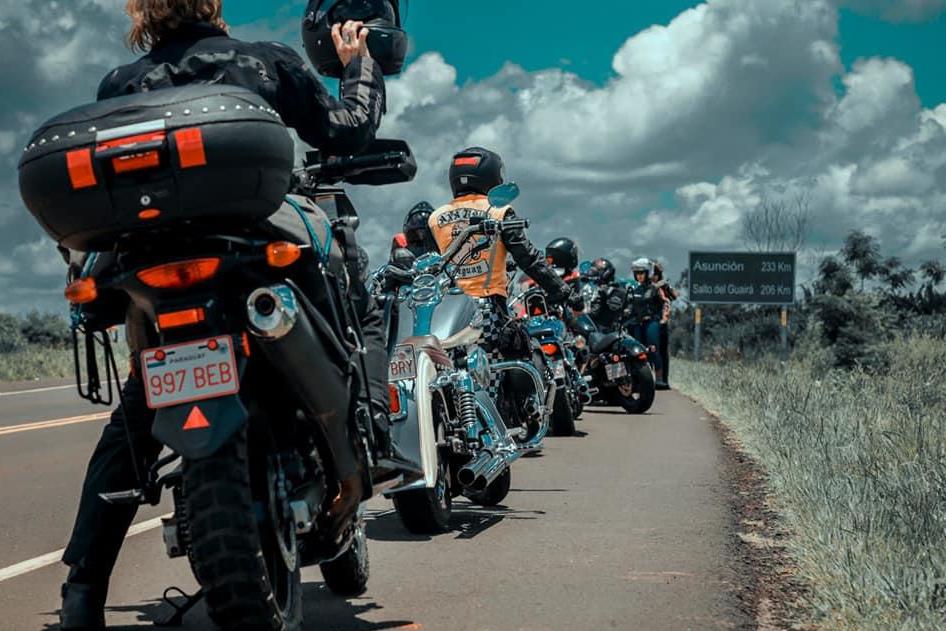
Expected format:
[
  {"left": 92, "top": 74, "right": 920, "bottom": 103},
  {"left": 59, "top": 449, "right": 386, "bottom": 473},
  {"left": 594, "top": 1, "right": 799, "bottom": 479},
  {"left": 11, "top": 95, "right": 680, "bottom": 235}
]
[{"left": 1, "top": 0, "right": 945, "bottom": 313}]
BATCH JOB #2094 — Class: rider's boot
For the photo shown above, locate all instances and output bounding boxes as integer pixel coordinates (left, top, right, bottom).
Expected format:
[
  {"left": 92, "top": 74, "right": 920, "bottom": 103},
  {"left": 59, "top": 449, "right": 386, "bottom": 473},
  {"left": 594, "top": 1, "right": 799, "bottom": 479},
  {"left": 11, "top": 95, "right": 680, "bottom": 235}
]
[
  {"left": 60, "top": 568, "right": 106, "bottom": 631},
  {"left": 369, "top": 405, "right": 423, "bottom": 480},
  {"left": 655, "top": 368, "right": 669, "bottom": 390}
]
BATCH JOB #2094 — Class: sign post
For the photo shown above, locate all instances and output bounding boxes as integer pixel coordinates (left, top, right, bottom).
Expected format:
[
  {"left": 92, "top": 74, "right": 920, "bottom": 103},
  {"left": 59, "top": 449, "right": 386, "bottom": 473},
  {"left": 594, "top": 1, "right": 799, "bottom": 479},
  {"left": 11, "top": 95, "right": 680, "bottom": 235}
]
[
  {"left": 687, "top": 251, "right": 797, "bottom": 360},
  {"left": 694, "top": 306, "right": 702, "bottom": 361}
]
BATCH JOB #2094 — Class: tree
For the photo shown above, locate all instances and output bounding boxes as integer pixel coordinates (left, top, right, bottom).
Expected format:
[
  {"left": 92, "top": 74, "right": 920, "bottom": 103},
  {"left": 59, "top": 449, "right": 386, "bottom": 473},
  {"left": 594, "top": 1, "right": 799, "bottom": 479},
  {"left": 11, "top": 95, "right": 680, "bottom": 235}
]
[
  {"left": 740, "top": 192, "right": 811, "bottom": 253},
  {"left": 878, "top": 256, "right": 914, "bottom": 293},
  {"left": 813, "top": 256, "right": 854, "bottom": 297},
  {"left": 919, "top": 260, "right": 945, "bottom": 287},
  {"left": 0, "top": 313, "right": 27, "bottom": 353},
  {"left": 841, "top": 230, "right": 882, "bottom": 290},
  {"left": 20, "top": 311, "right": 71, "bottom": 348}
]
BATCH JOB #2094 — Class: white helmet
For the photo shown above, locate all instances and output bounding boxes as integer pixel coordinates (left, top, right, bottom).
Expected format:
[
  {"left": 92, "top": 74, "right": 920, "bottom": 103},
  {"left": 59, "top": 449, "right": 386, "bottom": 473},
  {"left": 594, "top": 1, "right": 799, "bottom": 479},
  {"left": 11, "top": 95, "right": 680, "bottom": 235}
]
[{"left": 630, "top": 257, "right": 653, "bottom": 277}]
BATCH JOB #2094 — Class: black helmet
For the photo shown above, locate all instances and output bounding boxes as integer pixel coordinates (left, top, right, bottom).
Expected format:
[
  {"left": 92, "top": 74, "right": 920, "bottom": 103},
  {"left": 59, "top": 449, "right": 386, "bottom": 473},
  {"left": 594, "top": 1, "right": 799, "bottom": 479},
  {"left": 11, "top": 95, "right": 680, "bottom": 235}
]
[
  {"left": 302, "top": 0, "right": 408, "bottom": 78},
  {"left": 449, "top": 147, "right": 505, "bottom": 197},
  {"left": 403, "top": 201, "right": 437, "bottom": 253},
  {"left": 545, "top": 237, "right": 579, "bottom": 275},
  {"left": 592, "top": 258, "right": 616, "bottom": 284}
]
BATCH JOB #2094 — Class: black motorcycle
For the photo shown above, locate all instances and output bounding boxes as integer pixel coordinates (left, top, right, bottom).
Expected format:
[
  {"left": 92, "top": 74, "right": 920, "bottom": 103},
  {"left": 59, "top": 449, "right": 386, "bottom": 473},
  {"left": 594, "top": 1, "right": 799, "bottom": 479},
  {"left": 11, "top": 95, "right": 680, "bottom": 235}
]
[
  {"left": 571, "top": 314, "right": 656, "bottom": 414},
  {"left": 19, "top": 86, "right": 416, "bottom": 630}
]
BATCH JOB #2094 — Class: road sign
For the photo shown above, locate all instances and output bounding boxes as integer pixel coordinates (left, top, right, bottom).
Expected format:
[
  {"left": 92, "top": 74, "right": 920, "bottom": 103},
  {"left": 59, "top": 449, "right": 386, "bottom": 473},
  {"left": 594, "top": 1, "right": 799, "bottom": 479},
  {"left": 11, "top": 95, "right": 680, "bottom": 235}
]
[{"left": 688, "top": 252, "right": 796, "bottom": 305}]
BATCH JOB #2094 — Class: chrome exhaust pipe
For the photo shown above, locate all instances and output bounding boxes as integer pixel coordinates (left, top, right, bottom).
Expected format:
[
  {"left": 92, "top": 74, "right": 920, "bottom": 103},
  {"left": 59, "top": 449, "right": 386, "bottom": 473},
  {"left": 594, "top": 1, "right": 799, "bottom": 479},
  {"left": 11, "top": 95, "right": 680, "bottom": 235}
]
[{"left": 457, "top": 451, "right": 496, "bottom": 488}]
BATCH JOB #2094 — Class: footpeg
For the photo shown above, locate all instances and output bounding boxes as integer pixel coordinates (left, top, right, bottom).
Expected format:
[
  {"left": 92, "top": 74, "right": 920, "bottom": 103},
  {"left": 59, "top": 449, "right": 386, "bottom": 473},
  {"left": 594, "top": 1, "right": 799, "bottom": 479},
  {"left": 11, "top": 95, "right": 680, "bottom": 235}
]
[{"left": 98, "top": 489, "right": 145, "bottom": 505}]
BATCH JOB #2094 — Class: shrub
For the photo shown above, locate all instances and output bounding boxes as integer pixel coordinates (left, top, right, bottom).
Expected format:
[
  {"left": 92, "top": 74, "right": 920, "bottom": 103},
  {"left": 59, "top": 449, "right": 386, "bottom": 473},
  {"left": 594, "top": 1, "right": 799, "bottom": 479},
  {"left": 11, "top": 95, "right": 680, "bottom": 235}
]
[{"left": 0, "top": 312, "right": 27, "bottom": 353}]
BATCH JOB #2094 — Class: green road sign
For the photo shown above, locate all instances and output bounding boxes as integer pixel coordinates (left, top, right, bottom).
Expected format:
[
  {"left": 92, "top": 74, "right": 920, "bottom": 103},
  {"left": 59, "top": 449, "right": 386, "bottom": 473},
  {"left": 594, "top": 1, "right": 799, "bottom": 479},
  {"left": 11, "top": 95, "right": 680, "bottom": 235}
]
[{"left": 688, "top": 251, "right": 796, "bottom": 305}]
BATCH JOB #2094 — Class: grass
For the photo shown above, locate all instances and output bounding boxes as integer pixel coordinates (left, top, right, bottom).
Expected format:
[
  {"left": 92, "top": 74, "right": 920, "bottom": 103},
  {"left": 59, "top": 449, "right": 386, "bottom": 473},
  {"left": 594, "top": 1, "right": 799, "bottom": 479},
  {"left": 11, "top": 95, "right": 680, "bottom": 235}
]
[
  {"left": 673, "top": 339, "right": 946, "bottom": 630},
  {"left": 0, "top": 340, "right": 128, "bottom": 382}
]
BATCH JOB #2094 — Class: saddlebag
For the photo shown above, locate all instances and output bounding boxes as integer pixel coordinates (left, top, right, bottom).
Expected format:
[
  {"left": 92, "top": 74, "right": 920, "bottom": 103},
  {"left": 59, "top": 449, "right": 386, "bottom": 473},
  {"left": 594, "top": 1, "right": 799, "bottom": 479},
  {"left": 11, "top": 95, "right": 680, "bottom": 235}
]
[{"left": 18, "top": 85, "right": 295, "bottom": 252}]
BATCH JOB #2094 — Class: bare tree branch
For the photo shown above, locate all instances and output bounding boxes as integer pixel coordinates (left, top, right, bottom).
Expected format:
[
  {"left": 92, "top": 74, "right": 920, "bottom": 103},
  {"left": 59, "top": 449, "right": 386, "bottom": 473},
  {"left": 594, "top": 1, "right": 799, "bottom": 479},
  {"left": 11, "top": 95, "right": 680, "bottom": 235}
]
[{"left": 740, "top": 191, "right": 811, "bottom": 253}]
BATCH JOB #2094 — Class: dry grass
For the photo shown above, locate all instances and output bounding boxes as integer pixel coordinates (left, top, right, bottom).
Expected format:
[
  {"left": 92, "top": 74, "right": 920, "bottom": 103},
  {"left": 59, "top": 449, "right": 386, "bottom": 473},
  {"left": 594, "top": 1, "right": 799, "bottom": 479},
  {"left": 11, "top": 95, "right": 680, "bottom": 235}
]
[
  {"left": 675, "top": 339, "right": 946, "bottom": 630},
  {"left": 0, "top": 340, "right": 128, "bottom": 382}
]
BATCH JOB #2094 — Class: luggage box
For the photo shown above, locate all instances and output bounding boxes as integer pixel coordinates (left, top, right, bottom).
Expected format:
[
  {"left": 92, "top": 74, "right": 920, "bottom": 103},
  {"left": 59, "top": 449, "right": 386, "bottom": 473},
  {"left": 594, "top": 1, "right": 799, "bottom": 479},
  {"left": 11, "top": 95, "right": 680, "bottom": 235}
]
[{"left": 18, "top": 85, "right": 295, "bottom": 252}]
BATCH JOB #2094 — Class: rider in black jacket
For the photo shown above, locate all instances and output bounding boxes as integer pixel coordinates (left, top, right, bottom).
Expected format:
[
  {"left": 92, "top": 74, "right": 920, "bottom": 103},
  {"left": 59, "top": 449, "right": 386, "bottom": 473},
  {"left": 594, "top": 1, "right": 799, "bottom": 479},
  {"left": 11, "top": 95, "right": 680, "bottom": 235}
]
[{"left": 60, "top": 4, "right": 401, "bottom": 628}]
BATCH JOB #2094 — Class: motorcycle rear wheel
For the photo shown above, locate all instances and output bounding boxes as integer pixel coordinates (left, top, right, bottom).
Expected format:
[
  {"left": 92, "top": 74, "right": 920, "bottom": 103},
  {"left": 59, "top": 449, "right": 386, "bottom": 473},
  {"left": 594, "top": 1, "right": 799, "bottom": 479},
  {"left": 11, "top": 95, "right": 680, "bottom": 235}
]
[
  {"left": 183, "top": 427, "right": 302, "bottom": 631},
  {"left": 611, "top": 363, "right": 656, "bottom": 414}
]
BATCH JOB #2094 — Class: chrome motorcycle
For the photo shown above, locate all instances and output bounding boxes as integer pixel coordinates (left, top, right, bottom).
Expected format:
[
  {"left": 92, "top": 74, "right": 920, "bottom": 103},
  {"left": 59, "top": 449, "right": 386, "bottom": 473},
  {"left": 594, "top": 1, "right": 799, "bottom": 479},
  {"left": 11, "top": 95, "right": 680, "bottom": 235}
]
[{"left": 374, "top": 184, "right": 552, "bottom": 533}]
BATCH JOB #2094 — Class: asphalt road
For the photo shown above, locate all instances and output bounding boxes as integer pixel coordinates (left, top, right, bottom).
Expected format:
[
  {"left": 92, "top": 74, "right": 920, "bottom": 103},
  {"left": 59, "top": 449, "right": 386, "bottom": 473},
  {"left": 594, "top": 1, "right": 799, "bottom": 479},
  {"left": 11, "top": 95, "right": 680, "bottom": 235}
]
[{"left": 0, "top": 383, "right": 749, "bottom": 631}]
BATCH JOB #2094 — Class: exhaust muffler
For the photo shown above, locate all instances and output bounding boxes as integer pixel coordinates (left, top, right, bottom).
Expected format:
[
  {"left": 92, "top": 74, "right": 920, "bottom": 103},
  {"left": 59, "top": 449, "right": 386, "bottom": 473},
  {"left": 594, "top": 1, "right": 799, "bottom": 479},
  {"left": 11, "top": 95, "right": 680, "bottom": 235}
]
[{"left": 246, "top": 284, "right": 360, "bottom": 481}]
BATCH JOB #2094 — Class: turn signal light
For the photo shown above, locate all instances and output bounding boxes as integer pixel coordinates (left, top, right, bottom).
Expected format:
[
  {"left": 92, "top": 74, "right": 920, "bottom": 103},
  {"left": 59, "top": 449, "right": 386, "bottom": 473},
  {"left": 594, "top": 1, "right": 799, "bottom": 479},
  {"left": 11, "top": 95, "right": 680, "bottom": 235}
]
[
  {"left": 137, "top": 258, "right": 221, "bottom": 289},
  {"left": 388, "top": 384, "right": 402, "bottom": 415},
  {"left": 65, "top": 278, "right": 98, "bottom": 304},
  {"left": 265, "top": 242, "right": 302, "bottom": 268},
  {"left": 541, "top": 343, "right": 559, "bottom": 356},
  {"left": 157, "top": 307, "right": 206, "bottom": 330}
]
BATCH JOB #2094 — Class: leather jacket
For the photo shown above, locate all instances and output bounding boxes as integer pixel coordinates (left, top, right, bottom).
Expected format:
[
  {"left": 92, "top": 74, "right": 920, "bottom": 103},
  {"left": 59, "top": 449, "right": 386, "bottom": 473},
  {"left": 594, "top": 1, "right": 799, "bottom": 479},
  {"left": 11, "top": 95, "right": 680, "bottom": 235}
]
[{"left": 97, "top": 22, "right": 384, "bottom": 155}]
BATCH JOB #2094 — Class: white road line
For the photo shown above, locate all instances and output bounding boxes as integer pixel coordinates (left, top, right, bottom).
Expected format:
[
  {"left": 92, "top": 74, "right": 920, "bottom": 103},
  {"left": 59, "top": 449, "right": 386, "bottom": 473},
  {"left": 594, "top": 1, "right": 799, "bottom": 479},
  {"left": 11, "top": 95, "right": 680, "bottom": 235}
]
[
  {"left": 0, "top": 514, "right": 170, "bottom": 583},
  {"left": 0, "top": 412, "right": 111, "bottom": 437},
  {"left": 0, "top": 384, "right": 77, "bottom": 397}
]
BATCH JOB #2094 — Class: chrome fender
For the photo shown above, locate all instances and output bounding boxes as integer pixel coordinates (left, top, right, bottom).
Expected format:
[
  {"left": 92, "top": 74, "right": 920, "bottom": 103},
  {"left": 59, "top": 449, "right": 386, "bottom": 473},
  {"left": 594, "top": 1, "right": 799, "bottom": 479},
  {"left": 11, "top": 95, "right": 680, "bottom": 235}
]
[{"left": 385, "top": 350, "right": 441, "bottom": 494}]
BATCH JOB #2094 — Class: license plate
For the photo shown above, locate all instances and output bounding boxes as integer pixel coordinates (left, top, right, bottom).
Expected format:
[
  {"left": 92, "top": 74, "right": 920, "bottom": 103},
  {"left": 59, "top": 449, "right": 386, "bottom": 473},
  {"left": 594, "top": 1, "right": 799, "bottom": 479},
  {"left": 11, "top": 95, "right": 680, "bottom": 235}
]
[
  {"left": 141, "top": 336, "right": 239, "bottom": 410},
  {"left": 553, "top": 361, "right": 566, "bottom": 381},
  {"left": 389, "top": 344, "right": 417, "bottom": 382},
  {"left": 605, "top": 361, "right": 627, "bottom": 381}
]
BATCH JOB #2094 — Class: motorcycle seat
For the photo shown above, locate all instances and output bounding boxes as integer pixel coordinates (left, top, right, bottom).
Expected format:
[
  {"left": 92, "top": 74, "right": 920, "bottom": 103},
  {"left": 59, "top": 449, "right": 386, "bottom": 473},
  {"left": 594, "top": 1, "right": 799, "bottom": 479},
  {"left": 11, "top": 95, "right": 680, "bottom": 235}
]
[
  {"left": 399, "top": 335, "right": 454, "bottom": 369},
  {"left": 589, "top": 332, "right": 620, "bottom": 354}
]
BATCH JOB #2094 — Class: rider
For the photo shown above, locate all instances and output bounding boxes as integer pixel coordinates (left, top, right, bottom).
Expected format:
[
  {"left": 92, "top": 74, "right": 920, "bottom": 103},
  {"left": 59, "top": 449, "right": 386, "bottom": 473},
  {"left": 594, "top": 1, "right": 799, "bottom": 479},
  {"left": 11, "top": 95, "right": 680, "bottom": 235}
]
[
  {"left": 626, "top": 258, "right": 668, "bottom": 388},
  {"left": 545, "top": 237, "right": 582, "bottom": 292},
  {"left": 587, "top": 258, "right": 632, "bottom": 333},
  {"left": 652, "top": 261, "right": 678, "bottom": 389},
  {"left": 428, "top": 147, "right": 584, "bottom": 398},
  {"left": 390, "top": 201, "right": 438, "bottom": 259},
  {"left": 60, "top": 2, "right": 405, "bottom": 628}
]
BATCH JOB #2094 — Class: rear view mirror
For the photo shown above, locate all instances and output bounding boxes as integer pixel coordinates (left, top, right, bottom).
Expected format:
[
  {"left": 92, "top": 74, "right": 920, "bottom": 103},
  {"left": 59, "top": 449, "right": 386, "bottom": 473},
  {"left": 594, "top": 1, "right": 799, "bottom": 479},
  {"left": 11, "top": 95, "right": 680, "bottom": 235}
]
[{"left": 488, "top": 182, "right": 520, "bottom": 208}]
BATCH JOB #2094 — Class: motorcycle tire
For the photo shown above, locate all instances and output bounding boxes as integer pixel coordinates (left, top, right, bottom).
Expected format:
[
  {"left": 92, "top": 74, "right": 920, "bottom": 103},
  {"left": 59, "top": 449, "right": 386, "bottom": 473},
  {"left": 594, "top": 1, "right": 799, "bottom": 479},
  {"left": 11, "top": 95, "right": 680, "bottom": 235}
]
[
  {"left": 392, "top": 447, "right": 452, "bottom": 534},
  {"left": 183, "top": 426, "right": 302, "bottom": 631},
  {"left": 611, "top": 363, "right": 656, "bottom": 415},
  {"left": 550, "top": 389, "right": 576, "bottom": 436},
  {"left": 466, "top": 467, "right": 511, "bottom": 507},
  {"left": 320, "top": 518, "right": 370, "bottom": 596}
]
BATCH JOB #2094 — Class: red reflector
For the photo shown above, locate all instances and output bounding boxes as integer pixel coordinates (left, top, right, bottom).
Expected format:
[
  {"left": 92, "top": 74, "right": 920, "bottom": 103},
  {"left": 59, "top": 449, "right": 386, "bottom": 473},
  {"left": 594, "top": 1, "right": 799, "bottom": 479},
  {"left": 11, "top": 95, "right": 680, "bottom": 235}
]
[
  {"left": 183, "top": 406, "right": 211, "bottom": 431},
  {"left": 541, "top": 343, "right": 558, "bottom": 356},
  {"left": 112, "top": 151, "right": 160, "bottom": 173},
  {"left": 388, "top": 384, "right": 401, "bottom": 415},
  {"left": 66, "top": 149, "right": 97, "bottom": 189},
  {"left": 453, "top": 156, "right": 481, "bottom": 167},
  {"left": 394, "top": 233, "right": 408, "bottom": 248},
  {"left": 138, "top": 208, "right": 162, "bottom": 220},
  {"left": 637, "top": 353, "right": 649, "bottom": 362},
  {"left": 157, "top": 308, "right": 206, "bottom": 330},
  {"left": 241, "top": 332, "right": 252, "bottom": 357},
  {"left": 175, "top": 128, "right": 207, "bottom": 168}
]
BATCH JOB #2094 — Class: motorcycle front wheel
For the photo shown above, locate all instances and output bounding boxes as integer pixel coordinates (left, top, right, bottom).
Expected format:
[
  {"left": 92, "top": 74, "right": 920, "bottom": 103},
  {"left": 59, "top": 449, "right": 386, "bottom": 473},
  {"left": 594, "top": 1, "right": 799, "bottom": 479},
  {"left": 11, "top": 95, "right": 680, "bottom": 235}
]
[{"left": 183, "top": 426, "right": 302, "bottom": 631}]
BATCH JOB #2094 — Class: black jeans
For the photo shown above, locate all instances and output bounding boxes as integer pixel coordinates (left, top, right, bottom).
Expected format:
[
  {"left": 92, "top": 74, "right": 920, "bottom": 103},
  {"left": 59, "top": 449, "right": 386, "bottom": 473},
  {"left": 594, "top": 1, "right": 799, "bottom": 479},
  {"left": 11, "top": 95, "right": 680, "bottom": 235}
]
[{"left": 62, "top": 377, "right": 161, "bottom": 585}]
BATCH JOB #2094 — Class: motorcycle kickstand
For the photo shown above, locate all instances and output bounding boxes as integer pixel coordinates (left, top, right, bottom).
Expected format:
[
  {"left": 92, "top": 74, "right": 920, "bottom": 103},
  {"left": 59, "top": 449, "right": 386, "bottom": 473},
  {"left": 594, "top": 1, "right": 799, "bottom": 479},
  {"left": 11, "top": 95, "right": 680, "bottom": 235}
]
[{"left": 154, "top": 586, "right": 204, "bottom": 627}]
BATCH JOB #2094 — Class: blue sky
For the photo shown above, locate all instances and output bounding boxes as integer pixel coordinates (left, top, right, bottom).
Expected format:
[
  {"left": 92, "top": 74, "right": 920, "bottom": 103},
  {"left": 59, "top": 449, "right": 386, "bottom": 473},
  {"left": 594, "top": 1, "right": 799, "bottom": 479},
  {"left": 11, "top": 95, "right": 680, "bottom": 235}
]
[{"left": 225, "top": 0, "right": 946, "bottom": 107}]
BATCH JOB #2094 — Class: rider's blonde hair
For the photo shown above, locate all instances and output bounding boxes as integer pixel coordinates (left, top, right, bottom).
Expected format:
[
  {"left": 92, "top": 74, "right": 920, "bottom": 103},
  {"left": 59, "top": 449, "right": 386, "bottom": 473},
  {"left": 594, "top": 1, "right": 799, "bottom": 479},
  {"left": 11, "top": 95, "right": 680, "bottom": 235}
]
[{"left": 125, "top": 0, "right": 228, "bottom": 52}]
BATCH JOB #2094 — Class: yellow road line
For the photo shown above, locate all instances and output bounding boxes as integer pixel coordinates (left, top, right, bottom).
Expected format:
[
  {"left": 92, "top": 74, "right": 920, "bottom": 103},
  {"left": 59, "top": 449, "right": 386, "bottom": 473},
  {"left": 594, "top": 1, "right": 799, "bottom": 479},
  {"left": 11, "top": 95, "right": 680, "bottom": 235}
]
[{"left": 0, "top": 412, "right": 111, "bottom": 437}]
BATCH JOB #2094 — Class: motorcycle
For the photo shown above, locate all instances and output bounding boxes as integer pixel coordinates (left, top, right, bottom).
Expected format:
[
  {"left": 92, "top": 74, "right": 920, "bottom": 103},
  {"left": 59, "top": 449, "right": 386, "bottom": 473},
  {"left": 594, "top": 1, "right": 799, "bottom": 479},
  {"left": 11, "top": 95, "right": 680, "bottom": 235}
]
[
  {"left": 374, "top": 183, "right": 552, "bottom": 534},
  {"left": 19, "top": 86, "right": 418, "bottom": 630},
  {"left": 511, "top": 287, "right": 586, "bottom": 435},
  {"left": 571, "top": 313, "right": 656, "bottom": 414}
]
